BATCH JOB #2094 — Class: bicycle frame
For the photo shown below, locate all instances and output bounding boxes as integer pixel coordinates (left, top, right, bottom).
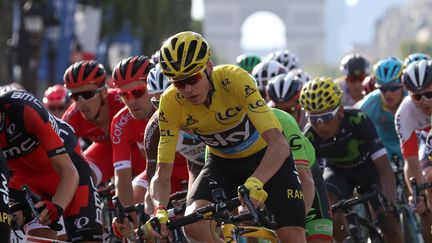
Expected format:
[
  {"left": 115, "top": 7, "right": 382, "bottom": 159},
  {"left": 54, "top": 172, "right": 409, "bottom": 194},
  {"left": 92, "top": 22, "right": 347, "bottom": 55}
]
[{"left": 221, "top": 223, "right": 278, "bottom": 243}]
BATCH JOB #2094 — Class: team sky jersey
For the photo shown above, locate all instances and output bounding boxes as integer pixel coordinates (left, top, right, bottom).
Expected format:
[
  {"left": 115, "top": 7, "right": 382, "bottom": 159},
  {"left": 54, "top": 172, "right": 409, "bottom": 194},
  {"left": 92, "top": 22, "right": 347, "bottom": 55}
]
[
  {"left": 304, "top": 108, "right": 387, "bottom": 169},
  {"left": 110, "top": 106, "right": 148, "bottom": 174},
  {"left": 0, "top": 90, "right": 79, "bottom": 192},
  {"left": 355, "top": 89, "right": 405, "bottom": 161},
  {"left": 145, "top": 111, "right": 205, "bottom": 165},
  {"left": 272, "top": 108, "right": 315, "bottom": 168},
  {"left": 158, "top": 64, "right": 281, "bottom": 163},
  {"left": 62, "top": 89, "right": 125, "bottom": 143},
  {"left": 395, "top": 96, "right": 431, "bottom": 159}
]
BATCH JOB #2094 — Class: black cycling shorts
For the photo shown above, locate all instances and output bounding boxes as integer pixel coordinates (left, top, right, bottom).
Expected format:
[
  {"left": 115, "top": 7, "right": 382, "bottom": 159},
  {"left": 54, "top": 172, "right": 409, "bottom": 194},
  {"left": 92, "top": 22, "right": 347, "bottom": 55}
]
[
  {"left": 187, "top": 147, "right": 306, "bottom": 228},
  {"left": 0, "top": 160, "right": 10, "bottom": 240}
]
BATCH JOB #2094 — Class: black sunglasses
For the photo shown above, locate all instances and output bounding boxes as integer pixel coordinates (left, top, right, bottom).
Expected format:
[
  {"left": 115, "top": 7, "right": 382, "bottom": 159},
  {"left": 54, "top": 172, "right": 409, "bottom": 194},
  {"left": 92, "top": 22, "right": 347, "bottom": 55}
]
[
  {"left": 411, "top": 91, "right": 432, "bottom": 101},
  {"left": 378, "top": 85, "right": 401, "bottom": 93},
  {"left": 69, "top": 87, "right": 104, "bottom": 101}
]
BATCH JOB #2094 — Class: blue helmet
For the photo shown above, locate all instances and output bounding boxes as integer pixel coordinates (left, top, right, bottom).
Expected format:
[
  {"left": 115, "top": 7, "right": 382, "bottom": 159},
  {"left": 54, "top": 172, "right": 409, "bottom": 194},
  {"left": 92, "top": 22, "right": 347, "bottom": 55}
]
[
  {"left": 404, "top": 53, "right": 431, "bottom": 66},
  {"left": 373, "top": 57, "right": 404, "bottom": 86}
]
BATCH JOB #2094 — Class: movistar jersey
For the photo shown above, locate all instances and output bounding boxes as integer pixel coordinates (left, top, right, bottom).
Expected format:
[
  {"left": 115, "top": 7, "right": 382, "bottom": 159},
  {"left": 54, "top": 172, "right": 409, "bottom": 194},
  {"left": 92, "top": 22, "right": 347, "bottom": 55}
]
[
  {"left": 157, "top": 64, "right": 281, "bottom": 163},
  {"left": 304, "top": 108, "right": 387, "bottom": 169},
  {"left": 272, "top": 108, "right": 315, "bottom": 168},
  {"left": 355, "top": 89, "right": 405, "bottom": 161}
]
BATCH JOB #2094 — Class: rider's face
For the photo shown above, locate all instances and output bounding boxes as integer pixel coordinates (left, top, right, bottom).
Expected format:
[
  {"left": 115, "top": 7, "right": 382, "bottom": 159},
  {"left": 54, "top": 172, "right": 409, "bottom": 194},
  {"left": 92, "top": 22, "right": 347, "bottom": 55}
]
[
  {"left": 117, "top": 81, "right": 153, "bottom": 119},
  {"left": 69, "top": 84, "right": 105, "bottom": 121}
]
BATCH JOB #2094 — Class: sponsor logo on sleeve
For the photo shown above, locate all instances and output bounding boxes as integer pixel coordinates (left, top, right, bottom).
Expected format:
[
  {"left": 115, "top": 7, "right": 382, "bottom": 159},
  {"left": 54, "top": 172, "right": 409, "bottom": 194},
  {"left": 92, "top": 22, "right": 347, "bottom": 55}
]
[
  {"left": 244, "top": 85, "right": 257, "bottom": 98},
  {"left": 158, "top": 111, "right": 168, "bottom": 123},
  {"left": 247, "top": 99, "right": 269, "bottom": 113}
]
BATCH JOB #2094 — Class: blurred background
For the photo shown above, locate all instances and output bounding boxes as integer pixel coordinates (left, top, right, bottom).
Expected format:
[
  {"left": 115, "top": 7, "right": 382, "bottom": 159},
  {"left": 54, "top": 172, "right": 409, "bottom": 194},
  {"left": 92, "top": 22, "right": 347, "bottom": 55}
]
[{"left": 0, "top": 0, "right": 430, "bottom": 96}]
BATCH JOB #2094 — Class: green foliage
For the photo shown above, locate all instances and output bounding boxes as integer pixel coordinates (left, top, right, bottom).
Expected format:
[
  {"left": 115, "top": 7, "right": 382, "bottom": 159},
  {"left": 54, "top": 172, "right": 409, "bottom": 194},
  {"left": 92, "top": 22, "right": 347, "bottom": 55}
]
[
  {"left": 99, "top": 0, "right": 195, "bottom": 56},
  {"left": 400, "top": 40, "right": 432, "bottom": 59}
]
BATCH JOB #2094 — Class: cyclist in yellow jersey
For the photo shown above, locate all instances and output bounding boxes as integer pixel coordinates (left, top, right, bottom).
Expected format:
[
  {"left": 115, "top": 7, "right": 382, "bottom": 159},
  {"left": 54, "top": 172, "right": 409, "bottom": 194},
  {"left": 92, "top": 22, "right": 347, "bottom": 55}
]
[{"left": 146, "top": 31, "right": 306, "bottom": 243}]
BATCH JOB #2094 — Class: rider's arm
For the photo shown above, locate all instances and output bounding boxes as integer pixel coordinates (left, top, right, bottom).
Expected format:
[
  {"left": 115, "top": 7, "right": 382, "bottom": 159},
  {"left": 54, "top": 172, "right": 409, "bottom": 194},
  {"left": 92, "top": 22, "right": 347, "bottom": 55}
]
[
  {"left": 25, "top": 107, "right": 79, "bottom": 211},
  {"left": 373, "top": 154, "right": 397, "bottom": 203},
  {"left": 296, "top": 165, "right": 314, "bottom": 212},
  {"left": 110, "top": 113, "right": 136, "bottom": 209},
  {"left": 150, "top": 94, "right": 181, "bottom": 209}
]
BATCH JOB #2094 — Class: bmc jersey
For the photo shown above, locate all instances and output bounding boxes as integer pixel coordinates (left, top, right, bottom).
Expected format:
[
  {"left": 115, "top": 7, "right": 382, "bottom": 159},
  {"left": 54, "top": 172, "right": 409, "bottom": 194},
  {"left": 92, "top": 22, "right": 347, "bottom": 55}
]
[
  {"left": 158, "top": 64, "right": 281, "bottom": 162},
  {"left": 0, "top": 90, "right": 78, "bottom": 192},
  {"left": 62, "top": 89, "right": 124, "bottom": 143},
  {"left": 145, "top": 111, "right": 205, "bottom": 165},
  {"left": 355, "top": 89, "right": 405, "bottom": 161},
  {"left": 272, "top": 108, "right": 315, "bottom": 168},
  {"left": 395, "top": 96, "right": 431, "bottom": 159},
  {"left": 304, "top": 109, "right": 387, "bottom": 169},
  {"left": 110, "top": 107, "right": 148, "bottom": 174}
]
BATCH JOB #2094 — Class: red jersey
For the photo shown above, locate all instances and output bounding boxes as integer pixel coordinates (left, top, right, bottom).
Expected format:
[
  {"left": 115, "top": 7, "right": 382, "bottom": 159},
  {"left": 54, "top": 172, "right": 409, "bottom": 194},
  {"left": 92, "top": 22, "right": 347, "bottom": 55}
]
[{"left": 110, "top": 106, "right": 148, "bottom": 175}]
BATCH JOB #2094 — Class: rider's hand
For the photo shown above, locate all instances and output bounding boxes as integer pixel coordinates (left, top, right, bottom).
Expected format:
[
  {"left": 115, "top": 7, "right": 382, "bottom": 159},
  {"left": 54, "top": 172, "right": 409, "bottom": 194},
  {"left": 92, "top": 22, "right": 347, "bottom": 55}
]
[
  {"left": 241, "top": 177, "right": 268, "bottom": 208},
  {"left": 34, "top": 200, "right": 63, "bottom": 225},
  {"left": 112, "top": 217, "right": 135, "bottom": 239},
  {"left": 144, "top": 206, "right": 169, "bottom": 239}
]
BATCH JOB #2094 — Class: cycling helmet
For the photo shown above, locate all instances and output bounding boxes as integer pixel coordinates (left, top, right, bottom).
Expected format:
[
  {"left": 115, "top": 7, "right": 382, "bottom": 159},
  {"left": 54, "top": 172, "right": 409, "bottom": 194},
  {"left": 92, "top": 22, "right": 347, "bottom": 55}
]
[
  {"left": 402, "top": 59, "right": 432, "bottom": 91},
  {"left": 151, "top": 50, "right": 160, "bottom": 64},
  {"left": 147, "top": 64, "right": 171, "bottom": 95},
  {"left": 266, "top": 73, "right": 303, "bottom": 103},
  {"left": 251, "top": 60, "right": 288, "bottom": 91},
  {"left": 43, "top": 84, "right": 70, "bottom": 107},
  {"left": 404, "top": 53, "right": 431, "bottom": 66},
  {"left": 299, "top": 77, "right": 343, "bottom": 113},
  {"left": 373, "top": 57, "right": 403, "bottom": 86},
  {"left": 266, "top": 50, "right": 299, "bottom": 70},
  {"left": 63, "top": 60, "right": 106, "bottom": 89},
  {"left": 339, "top": 53, "right": 370, "bottom": 78},
  {"left": 236, "top": 54, "right": 261, "bottom": 73},
  {"left": 112, "top": 55, "right": 154, "bottom": 88},
  {"left": 289, "top": 69, "right": 311, "bottom": 84},
  {"left": 159, "top": 31, "right": 210, "bottom": 79}
]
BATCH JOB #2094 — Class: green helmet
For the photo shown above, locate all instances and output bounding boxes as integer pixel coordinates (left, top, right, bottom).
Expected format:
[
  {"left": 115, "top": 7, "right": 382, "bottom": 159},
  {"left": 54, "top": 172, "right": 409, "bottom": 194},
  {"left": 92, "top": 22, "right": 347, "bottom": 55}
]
[{"left": 236, "top": 54, "right": 261, "bottom": 73}]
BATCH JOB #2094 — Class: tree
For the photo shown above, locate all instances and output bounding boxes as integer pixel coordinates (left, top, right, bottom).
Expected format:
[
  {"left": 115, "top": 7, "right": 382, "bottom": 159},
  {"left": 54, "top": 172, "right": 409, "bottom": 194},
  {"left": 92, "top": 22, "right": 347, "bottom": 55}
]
[
  {"left": 400, "top": 40, "right": 432, "bottom": 59},
  {"left": 99, "top": 0, "right": 198, "bottom": 56}
]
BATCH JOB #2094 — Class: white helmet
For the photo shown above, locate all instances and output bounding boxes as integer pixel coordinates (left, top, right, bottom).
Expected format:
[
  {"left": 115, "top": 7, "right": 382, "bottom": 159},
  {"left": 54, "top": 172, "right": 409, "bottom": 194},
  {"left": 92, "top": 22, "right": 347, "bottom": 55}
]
[
  {"left": 288, "top": 69, "right": 311, "bottom": 84},
  {"left": 251, "top": 60, "right": 288, "bottom": 91},
  {"left": 266, "top": 50, "right": 299, "bottom": 70},
  {"left": 147, "top": 64, "right": 171, "bottom": 95},
  {"left": 266, "top": 73, "right": 303, "bottom": 103}
]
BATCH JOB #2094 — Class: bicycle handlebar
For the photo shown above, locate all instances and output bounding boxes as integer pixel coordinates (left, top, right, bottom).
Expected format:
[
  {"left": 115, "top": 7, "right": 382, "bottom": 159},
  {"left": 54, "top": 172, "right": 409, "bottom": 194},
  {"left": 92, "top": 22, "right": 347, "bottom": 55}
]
[
  {"left": 21, "top": 185, "right": 63, "bottom": 231},
  {"left": 409, "top": 177, "right": 432, "bottom": 207},
  {"left": 332, "top": 190, "right": 379, "bottom": 212}
]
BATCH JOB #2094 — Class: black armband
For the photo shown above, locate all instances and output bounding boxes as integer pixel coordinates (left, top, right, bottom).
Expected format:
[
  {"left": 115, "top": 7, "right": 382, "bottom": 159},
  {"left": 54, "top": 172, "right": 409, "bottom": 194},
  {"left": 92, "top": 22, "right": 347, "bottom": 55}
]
[{"left": 47, "top": 147, "right": 67, "bottom": 157}]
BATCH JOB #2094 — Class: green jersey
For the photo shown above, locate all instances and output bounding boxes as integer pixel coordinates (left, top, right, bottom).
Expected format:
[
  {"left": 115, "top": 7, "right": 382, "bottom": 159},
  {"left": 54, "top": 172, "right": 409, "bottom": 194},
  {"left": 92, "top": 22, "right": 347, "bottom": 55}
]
[{"left": 272, "top": 108, "right": 316, "bottom": 168}]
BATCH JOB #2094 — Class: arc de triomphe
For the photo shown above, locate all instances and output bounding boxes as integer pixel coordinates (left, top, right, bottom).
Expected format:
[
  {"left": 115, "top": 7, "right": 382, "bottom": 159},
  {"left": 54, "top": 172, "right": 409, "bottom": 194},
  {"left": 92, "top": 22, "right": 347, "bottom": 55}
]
[{"left": 203, "top": 0, "right": 325, "bottom": 66}]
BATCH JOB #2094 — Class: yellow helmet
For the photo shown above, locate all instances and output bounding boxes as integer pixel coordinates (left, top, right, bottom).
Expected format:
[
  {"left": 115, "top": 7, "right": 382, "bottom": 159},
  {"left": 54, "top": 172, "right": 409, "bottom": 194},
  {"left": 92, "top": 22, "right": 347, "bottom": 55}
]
[
  {"left": 159, "top": 31, "right": 210, "bottom": 79},
  {"left": 299, "top": 77, "right": 343, "bottom": 113}
]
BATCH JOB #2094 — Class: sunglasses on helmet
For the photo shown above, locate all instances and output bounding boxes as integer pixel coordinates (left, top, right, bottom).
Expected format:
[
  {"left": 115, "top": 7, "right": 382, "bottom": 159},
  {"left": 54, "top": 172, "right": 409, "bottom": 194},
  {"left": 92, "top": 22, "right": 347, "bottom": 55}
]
[
  {"left": 69, "top": 87, "right": 104, "bottom": 101},
  {"left": 172, "top": 71, "right": 203, "bottom": 89},
  {"left": 118, "top": 85, "right": 147, "bottom": 101},
  {"left": 306, "top": 106, "right": 340, "bottom": 124}
]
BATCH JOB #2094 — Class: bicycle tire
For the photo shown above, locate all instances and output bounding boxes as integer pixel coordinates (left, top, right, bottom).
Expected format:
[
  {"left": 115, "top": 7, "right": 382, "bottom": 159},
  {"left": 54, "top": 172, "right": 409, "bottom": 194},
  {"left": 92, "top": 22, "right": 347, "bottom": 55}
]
[{"left": 399, "top": 207, "right": 424, "bottom": 243}]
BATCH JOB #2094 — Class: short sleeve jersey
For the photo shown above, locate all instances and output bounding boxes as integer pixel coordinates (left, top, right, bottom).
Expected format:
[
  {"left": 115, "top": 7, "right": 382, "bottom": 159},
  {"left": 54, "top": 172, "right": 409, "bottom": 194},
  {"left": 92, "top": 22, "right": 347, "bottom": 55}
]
[
  {"left": 0, "top": 90, "right": 79, "bottom": 176},
  {"left": 62, "top": 89, "right": 125, "bottom": 143},
  {"left": 304, "top": 108, "right": 387, "bottom": 169},
  {"left": 157, "top": 64, "right": 281, "bottom": 163},
  {"left": 395, "top": 95, "right": 431, "bottom": 159},
  {"left": 356, "top": 89, "right": 405, "bottom": 161},
  {"left": 272, "top": 108, "right": 315, "bottom": 168},
  {"left": 110, "top": 106, "right": 150, "bottom": 172}
]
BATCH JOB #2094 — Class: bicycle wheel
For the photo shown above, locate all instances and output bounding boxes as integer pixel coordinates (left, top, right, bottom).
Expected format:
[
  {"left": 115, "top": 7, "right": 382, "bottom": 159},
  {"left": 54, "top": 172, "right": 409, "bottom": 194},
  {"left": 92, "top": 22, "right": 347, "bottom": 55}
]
[{"left": 399, "top": 207, "right": 424, "bottom": 243}]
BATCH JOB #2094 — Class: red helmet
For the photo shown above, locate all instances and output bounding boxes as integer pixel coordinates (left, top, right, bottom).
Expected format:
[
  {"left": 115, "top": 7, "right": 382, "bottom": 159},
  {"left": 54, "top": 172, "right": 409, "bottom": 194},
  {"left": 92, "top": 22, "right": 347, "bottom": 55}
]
[
  {"left": 112, "top": 56, "right": 154, "bottom": 88},
  {"left": 63, "top": 60, "right": 106, "bottom": 89},
  {"left": 43, "top": 84, "right": 70, "bottom": 107}
]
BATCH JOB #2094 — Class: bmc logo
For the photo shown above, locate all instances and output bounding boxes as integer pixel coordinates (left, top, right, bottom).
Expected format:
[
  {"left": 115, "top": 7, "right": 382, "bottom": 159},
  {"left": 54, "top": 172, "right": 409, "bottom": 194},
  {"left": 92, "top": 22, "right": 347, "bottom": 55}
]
[{"left": 2, "top": 137, "right": 38, "bottom": 159}]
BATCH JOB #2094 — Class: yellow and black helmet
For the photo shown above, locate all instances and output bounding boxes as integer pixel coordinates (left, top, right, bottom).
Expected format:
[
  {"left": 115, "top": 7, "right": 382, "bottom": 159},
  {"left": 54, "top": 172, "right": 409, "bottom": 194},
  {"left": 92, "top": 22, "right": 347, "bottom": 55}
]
[
  {"left": 159, "top": 31, "right": 210, "bottom": 79},
  {"left": 299, "top": 77, "right": 343, "bottom": 113}
]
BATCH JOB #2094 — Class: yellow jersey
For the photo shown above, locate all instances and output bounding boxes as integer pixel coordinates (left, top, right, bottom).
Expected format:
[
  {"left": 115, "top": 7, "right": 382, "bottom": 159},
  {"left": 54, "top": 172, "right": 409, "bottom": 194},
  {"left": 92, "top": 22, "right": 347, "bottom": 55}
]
[{"left": 157, "top": 64, "right": 281, "bottom": 163}]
